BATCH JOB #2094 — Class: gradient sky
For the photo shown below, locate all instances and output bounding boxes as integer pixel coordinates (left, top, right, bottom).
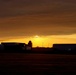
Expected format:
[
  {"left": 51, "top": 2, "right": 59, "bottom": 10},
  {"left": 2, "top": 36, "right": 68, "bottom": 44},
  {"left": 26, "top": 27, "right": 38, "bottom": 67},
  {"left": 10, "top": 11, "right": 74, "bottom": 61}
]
[{"left": 0, "top": 0, "right": 76, "bottom": 47}]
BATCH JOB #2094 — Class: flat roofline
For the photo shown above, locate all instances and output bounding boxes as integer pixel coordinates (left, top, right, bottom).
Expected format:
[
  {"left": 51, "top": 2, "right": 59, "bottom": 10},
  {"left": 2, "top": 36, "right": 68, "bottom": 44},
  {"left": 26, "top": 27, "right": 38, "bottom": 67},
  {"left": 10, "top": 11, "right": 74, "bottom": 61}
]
[
  {"left": 1, "top": 42, "right": 25, "bottom": 44},
  {"left": 1, "top": 42, "right": 24, "bottom": 43},
  {"left": 53, "top": 43, "right": 76, "bottom": 45}
]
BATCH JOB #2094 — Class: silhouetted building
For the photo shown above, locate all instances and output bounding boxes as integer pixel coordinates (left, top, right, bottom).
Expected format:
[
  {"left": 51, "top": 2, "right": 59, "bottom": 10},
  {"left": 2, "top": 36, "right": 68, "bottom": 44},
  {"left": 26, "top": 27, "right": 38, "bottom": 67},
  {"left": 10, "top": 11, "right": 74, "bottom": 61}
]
[
  {"left": 28, "top": 41, "right": 32, "bottom": 47},
  {"left": 53, "top": 44, "right": 76, "bottom": 51},
  {"left": 1, "top": 42, "right": 33, "bottom": 52},
  {"left": 1, "top": 42, "right": 26, "bottom": 51},
  {"left": 0, "top": 44, "right": 4, "bottom": 51},
  {"left": 26, "top": 41, "right": 32, "bottom": 50}
]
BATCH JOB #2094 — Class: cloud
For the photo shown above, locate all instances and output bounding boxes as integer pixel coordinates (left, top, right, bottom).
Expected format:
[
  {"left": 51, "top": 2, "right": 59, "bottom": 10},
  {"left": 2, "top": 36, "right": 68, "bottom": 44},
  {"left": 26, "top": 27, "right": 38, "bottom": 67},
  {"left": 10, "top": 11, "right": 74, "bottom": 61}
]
[
  {"left": 0, "top": 0, "right": 76, "bottom": 17},
  {"left": 0, "top": 14, "right": 76, "bottom": 38},
  {"left": 0, "top": 0, "right": 76, "bottom": 38}
]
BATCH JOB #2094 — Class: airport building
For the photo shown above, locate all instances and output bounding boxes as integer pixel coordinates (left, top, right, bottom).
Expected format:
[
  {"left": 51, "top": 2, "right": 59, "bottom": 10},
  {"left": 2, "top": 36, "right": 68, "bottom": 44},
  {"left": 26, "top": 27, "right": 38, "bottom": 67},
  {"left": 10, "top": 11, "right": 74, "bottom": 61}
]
[
  {"left": 1, "top": 42, "right": 26, "bottom": 51},
  {"left": 0, "top": 41, "right": 32, "bottom": 52},
  {"left": 53, "top": 44, "right": 76, "bottom": 51}
]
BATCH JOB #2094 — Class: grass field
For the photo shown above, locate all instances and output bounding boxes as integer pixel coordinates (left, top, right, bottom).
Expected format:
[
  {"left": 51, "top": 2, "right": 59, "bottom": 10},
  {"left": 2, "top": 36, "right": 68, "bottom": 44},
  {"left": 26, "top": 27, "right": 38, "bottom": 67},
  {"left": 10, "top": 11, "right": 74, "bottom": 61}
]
[{"left": 0, "top": 53, "right": 76, "bottom": 75}]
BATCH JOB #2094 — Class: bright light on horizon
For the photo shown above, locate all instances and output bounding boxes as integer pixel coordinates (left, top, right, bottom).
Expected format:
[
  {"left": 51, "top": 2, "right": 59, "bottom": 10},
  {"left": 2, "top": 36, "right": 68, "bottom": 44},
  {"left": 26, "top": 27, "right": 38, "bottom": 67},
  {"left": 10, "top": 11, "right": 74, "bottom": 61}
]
[
  {"left": 35, "top": 35, "right": 40, "bottom": 38},
  {"left": 0, "top": 34, "right": 76, "bottom": 47}
]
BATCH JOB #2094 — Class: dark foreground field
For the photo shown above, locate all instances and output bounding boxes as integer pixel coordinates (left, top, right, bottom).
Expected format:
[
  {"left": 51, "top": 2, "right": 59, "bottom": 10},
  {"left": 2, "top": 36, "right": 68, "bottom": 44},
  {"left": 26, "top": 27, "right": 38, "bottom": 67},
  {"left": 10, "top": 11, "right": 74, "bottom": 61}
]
[{"left": 0, "top": 53, "right": 76, "bottom": 75}]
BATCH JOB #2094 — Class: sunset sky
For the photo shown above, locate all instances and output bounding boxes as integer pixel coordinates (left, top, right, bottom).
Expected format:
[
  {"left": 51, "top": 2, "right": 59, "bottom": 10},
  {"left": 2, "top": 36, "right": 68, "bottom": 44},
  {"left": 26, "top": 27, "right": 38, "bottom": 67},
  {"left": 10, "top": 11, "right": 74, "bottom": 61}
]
[{"left": 0, "top": 0, "right": 76, "bottom": 47}]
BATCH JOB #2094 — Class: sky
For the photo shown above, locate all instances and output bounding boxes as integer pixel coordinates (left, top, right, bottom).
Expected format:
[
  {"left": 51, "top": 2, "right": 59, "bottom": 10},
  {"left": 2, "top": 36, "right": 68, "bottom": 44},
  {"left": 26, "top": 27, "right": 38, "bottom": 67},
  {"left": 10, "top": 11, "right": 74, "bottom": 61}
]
[{"left": 0, "top": 0, "right": 76, "bottom": 47}]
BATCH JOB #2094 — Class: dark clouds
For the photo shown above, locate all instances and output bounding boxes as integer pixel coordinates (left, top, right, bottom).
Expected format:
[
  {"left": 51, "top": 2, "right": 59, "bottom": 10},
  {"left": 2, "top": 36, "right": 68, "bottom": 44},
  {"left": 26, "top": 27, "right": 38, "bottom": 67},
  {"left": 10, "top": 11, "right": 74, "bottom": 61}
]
[
  {"left": 0, "top": 0, "right": 76, "bottom": 37},
  {"left": 0, "top": 0, "right": 76, "bottom": 17}
]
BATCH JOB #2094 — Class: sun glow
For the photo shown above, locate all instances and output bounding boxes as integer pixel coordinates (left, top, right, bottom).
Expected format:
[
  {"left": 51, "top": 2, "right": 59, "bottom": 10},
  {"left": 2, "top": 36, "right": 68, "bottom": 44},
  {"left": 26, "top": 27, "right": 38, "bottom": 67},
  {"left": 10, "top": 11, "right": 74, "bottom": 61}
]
[
  {"left": 1, "top": 34, "right": 76, "bottom": 48},
  {"left": 32, "top": 35, "right": 43, "bottom": 47},
  {"left": 35, "top": 35, "right": 39, "bottom": 38}
]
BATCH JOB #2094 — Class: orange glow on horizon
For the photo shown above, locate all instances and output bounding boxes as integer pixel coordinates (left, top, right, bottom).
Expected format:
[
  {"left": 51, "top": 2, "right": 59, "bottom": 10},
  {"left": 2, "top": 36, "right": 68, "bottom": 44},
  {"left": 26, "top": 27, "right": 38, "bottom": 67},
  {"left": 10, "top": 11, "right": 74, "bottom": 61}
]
[{"left": 0, "top": 34, "right": 76, "bottom": 47}]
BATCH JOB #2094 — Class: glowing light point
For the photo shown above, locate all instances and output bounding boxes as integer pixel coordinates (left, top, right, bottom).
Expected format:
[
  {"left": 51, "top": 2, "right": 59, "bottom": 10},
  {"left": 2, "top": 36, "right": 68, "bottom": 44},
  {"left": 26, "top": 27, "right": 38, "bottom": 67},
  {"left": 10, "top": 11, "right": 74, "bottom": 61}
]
[{"left": 35, "top": 35, "right": 39, "bottom": 38}]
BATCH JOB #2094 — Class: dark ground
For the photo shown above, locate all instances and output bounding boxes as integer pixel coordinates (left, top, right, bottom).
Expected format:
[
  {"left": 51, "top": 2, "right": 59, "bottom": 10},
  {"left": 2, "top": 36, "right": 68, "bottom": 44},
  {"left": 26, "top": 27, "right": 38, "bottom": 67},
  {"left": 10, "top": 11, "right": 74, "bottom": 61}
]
[{"left": 0, "top": 53, "right": 76, "bottom": 75}]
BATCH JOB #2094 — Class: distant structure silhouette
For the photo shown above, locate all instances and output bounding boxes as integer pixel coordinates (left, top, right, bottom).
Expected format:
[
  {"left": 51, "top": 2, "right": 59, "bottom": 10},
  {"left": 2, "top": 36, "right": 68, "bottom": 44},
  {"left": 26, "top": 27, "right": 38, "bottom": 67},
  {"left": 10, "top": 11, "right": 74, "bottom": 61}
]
[
  {"left": 0, "top": 44, "right": 4, "bottom": 51},
  {"left": 26, "top": 41, "right": 32, "bottom": 50},
  {"left": 28, "top": 41, "right": 32, "bottom": 48},
  {"left": 53, "top": 44, "right": 76, "bottom": 51},
  {"left": 1, "top": 42, "right": 26, "bottom": 52}
]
